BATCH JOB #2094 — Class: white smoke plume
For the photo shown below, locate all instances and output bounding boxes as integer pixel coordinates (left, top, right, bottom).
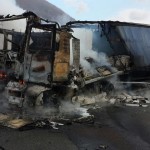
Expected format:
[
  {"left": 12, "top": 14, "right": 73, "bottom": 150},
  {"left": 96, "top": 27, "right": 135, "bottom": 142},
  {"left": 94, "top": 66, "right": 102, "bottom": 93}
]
[
  {"left": 0, "top": 0, "right": 26, "bottom": 31},
  {"left": 59, "top": 101, "right": 90, "bottom": 117},
  {"left": 63, "top": 0, "right": 89, "bottom": 14},
  {"left": 0, "top": 0, "right": 23, "bottom": 15},
  {"left": 71, "top": 28, "right": 111, "bottom": 73}
]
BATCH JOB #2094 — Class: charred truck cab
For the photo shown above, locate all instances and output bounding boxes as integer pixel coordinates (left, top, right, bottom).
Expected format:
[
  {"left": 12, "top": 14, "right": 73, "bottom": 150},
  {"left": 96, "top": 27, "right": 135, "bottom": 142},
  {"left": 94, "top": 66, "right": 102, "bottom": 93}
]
[
  {"left": 22, "top": 23, "right": 73, "bottom": 107},
  {"left": 4, "top": 12, "right": 75, "bottom": 107},
  {"left": 21, "top": 22, "right": 58, "bottom": 107}
]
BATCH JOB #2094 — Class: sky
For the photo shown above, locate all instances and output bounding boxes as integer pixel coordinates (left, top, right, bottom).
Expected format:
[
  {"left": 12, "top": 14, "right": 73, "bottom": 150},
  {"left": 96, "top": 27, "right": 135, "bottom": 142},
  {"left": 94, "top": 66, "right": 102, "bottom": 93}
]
[
  {"left": 48, "top": 0, "right": 150, "bottom": 24},
  {"left": 1, "top": 0, "right": 150, "bottom": 25}
]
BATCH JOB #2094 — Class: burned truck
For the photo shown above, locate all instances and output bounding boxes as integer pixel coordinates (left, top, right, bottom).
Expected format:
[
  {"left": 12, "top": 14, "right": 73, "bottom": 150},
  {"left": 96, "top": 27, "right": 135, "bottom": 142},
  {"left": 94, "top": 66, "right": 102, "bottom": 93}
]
[
  {"left": 1, "top": 12, "right": 73, "bottom": 107},
  {"left": 0, "top": 12, "right": 124, "bottom": 109},
  {"left": 1, "top": 12, "right": 150, "bottom": 109}
]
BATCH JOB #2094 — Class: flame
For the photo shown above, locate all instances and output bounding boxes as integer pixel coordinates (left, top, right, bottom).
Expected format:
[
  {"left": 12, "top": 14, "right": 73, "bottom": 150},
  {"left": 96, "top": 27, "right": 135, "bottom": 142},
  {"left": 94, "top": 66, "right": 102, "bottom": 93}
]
[
  {"left": 19, "top": 80, "right": 25, "bottom": 85},
  {"left": 0, "top": 71, "right": 7, "bottom": 79}
]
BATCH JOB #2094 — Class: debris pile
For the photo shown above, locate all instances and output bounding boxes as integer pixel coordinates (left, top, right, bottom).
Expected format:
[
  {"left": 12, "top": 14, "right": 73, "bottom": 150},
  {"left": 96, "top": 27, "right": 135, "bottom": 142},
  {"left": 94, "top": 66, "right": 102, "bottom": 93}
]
[
  {"left": 109, "top": 55, "right": 132, "bottom": 71},
  {"left": 0, "top": 104, "right": 94, "bottom": 129},
  {"left": 112, "top": 92, "right": 150, "bottom": 107}
]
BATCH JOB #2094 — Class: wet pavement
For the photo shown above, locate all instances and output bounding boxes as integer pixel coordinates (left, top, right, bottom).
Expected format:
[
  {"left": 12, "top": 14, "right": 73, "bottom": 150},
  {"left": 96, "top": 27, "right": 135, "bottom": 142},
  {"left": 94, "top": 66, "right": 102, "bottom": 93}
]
[{"left": 0, "top": 105, "right": 150, "bottom": 150}]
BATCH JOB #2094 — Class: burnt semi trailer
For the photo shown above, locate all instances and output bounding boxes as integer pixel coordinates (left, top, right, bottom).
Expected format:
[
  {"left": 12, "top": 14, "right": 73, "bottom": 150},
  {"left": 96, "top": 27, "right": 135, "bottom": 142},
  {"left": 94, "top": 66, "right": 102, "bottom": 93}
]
[
  {"left": 0, "top": 12, "right": 150, "bottom": 108},
  {"left": 65, "top": 21, "right": 150, "bottom": 82}
]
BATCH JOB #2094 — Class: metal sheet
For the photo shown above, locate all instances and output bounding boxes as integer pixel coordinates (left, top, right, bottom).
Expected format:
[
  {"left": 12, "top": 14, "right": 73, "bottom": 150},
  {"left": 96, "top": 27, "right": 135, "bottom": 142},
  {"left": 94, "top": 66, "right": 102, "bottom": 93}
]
[{"left": 117, "top": 26, "right": 150, "bottom": 67}]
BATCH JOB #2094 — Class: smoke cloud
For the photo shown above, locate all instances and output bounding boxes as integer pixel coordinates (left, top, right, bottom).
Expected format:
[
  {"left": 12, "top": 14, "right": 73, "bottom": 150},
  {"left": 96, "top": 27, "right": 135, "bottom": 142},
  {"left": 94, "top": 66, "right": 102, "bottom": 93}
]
[
  {"left": 71, "top": 28, "right": 112, "bottom": 74},
  {"left": 63, "top": 0, "right": 89, "bottom": 14},
  {"left": 15, "top": 0, "right": 75, "bottom": 25},
  {"left": 0, "top": 0, "right": 26, "bottom": 31}
]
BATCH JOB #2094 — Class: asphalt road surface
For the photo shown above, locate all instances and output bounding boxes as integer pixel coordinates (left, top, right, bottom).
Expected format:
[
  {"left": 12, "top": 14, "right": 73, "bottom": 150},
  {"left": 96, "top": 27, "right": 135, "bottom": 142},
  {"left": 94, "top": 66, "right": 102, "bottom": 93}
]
[{"left": 0, "top": 105, "right": 150, "bottom": 150}]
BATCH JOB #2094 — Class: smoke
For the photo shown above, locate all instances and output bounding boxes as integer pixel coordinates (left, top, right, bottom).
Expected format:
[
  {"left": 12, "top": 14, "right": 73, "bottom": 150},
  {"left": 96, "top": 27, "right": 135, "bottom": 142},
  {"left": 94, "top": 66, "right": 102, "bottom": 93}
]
[
  {"left": 63, "top": 0, "right": 89, "bottom": 14},
  {"left": 15, "top": 0, "right": 75, "bottom": 25},
  {"left": 20, "top": 95, "right": 90, "bottom": 119},
  {"left": 59, "top": 101, "right": 80, "bottom": 115},
  {"left": 0, "top": 0, "right": 26, "bottom": 31},
  {"left": 71, "top": 28, "right": 111, "bottom": 74},
  {"left": 34, "top": 100, "right": 89, "bottom": 119},
  {"left": 0, "top": 0, "right": 23, "bottom": 15}
]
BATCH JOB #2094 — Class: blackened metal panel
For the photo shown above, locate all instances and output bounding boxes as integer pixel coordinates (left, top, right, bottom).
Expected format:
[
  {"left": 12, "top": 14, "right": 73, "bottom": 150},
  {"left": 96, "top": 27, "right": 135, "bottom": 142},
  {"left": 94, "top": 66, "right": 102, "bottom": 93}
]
[
  {"left": 101, "top": 23, "right": 128, "bottom": 56},
  {"left": 29, "top": 32, "right": 52, "bottom": 52},
  {"left": 72, "top": 38, "right": 80, "bottom": 72},
  {"left": 117, "top": 26, "right": 150, "bottom": 67},
  {"left": 12, "top": 32, "right": 24, "bottom": 52},
  {"left": 92, "top": 30, "right": 114, "bottom": 56}
]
